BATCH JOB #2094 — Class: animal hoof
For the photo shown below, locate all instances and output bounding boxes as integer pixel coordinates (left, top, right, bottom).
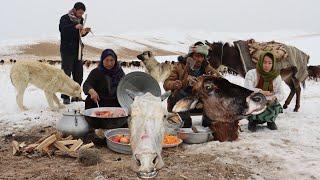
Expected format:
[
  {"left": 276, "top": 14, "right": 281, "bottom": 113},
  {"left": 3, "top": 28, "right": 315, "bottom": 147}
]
[
  {"left": 283, "top": 104, "right": 288, "bottom": 109},
  {"left": 293, "top": 108, "right": 299, "bottom": 112}
]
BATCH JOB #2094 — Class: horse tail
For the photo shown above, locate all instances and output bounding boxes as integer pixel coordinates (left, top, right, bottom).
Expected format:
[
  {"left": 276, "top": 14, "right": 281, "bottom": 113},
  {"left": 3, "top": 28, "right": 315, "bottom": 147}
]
[{"left": 290, "top": 66, "right": 306, "bottom": 89}]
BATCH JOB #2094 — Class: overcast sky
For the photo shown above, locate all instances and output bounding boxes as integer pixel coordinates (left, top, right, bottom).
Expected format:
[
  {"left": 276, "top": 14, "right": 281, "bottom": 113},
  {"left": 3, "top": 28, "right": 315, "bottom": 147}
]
[{"left": 0, "top": 0, "right": 319, "bottom": 41}]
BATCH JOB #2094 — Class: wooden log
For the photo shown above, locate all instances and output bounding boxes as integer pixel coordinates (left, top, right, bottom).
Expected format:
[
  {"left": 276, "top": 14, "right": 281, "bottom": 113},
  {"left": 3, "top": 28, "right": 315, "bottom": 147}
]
[
  {"left": 57, "top": 140, "right": 78, "bottom": 146},
  {"left": 19, "top": 142, "right": 27, "bottom": 148},
  {"left": 43, "top": 146, "right": 52, "bottom": 158},
  {"left": 24, "top": 144, "right": 39, "bottom": 153},
  {"left": 61, "top": 135, "right": 73, "bottom": 141},
  {"left": 35, "top": 132, "right": 57, "bottom": 144},
  {"left": 79, "top": 142, "right": 94, "bottom": 150},
  {"left": 69, "top": 139, "right": 83, "bottom": 151},
  {"left": 54, "top": 141, "right": 71, "bottom": 152},
  {"left": 12, "top": 140, "right": 20, "bottom": 155},
  {"left": 35, "top": 134, "right": 57, "bottom": 151}
]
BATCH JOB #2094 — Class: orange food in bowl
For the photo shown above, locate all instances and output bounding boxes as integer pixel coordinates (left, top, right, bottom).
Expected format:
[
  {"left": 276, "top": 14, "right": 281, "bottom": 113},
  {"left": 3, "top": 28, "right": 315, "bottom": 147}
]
[
  {"left": 162, "top": 134, "right": 180, "bottom": 145},
  {"left": 120, "top": 137, "right": 130, "bottom": 144},
  {"left": 110, "top": 134, "right": 130, "bottom": 144}
]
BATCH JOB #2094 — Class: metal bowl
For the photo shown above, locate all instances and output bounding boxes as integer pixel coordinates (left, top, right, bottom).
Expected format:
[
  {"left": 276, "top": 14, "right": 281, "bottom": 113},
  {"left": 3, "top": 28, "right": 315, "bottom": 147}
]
[
  {"left": 178, "top": 127, "right": 212, "bottom": 144},
  {"left": 104, "top": 128, "right": 132, "bottom": 154}
]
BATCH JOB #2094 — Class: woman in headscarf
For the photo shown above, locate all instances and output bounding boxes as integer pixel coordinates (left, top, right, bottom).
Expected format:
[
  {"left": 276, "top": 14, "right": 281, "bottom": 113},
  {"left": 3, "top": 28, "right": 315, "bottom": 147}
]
[
  {"left": 244, "top": 52, "right": 284, "bottom": 132},
  {"left": 83, "top": 49, "right": 125, "bottom": 109}
]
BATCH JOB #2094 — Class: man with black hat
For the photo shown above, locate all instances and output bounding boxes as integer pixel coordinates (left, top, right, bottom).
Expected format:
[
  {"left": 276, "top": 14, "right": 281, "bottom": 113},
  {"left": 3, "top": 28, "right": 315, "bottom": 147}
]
[{"left": 59, "top": 2, "right": 91, "bottom": 104}]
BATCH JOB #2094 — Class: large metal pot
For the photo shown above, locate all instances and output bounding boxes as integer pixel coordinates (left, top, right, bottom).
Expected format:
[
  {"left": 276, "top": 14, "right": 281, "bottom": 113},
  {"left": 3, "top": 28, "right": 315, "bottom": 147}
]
[
  {"left": 82, "top": 107, "right": 129, "bottom": 129},
  {"left": 56, "top": 109, "right": 89, "bottom": 137}
]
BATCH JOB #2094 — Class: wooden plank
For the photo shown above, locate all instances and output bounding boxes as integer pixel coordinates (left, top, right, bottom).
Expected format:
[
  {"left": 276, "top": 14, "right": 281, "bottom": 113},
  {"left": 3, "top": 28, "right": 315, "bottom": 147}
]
[
  {"left": 35, "top": 133, "right": 55, "bottom": 144},
  {"left": 12, "top": 140, "right": 20, "bottom": 155},
  {"left": 79, "top": 142, "right": 94, "bottom": 150},
  {"left": 24, "top": 143, "right": 39, "bottom": 153},
  {"left": 61, "top": 135, "right": 73, "bottom": 141},
  {"left": 54, "top": 141, "right": 71, "bottom": 152},
  {"left": 35, "top": 134, "right": 57, "bottom": 151},
  {"left": 43, "top": 146, "right": 52, "bottom": 158},
  {"left": 19, "top": 142, "right": 27, "bottom": 148},
  {"left": 69, "top": 139, "right": 83, "bottom": 151},
  {"left": 57, "top": 140, "right": 78, "bottom": 146}
]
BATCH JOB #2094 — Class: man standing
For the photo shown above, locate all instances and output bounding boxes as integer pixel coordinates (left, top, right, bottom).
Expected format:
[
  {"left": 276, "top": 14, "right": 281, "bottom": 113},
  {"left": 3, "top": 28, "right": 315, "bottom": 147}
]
[{"left": 59, "top": 2, "right": 91, "bottom": 104}]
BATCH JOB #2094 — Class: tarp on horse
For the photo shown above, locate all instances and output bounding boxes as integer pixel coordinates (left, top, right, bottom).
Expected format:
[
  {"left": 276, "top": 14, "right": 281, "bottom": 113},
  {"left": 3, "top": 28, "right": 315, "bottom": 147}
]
[{"left": 234, "top": 40, "right": 309, "bottom": 82}]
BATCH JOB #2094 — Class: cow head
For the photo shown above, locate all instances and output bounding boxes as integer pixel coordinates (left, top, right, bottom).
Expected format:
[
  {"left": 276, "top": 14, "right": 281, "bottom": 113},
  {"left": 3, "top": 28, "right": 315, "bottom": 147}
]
[
  {"left": 173, "top": 75, "right": 267, "bottom": 121},
  {"left": 129, "top": 92, "right": 182, "bottom": 178}
]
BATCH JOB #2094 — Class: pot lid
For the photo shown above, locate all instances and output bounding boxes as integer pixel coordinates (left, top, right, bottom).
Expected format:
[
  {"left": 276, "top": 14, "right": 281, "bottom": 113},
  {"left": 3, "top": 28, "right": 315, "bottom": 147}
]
[{"left": 117, "top": 71, "right": 161, "bottom": 111}]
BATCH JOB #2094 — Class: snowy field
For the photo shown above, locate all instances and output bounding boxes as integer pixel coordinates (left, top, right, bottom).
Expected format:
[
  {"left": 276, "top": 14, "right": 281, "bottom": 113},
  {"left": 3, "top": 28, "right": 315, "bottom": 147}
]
[
  {"left": 0, "top": 60, "right": 320, "bottom": 179},
  {"left": 1, "top": 0, "right": 320, "bottom": 178}
]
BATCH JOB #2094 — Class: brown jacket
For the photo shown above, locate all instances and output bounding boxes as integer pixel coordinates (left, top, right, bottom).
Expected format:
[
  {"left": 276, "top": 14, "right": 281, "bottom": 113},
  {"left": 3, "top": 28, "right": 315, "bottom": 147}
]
[{"left": 163, "top": 60, "right": 220, "bottom": 91}]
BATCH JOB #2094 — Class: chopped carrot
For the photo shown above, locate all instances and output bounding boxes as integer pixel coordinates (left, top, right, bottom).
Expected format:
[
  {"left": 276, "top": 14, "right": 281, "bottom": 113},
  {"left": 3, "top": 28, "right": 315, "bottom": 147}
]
[{"left": 162, "top": 134, "right": 180, "bottom": 145}]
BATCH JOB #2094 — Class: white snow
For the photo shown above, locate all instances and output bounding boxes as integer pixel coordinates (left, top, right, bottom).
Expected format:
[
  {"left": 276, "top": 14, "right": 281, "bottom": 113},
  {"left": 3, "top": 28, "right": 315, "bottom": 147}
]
[
  {"left": 187, "top": 75, "right": 320, "bottom": 179},
  {"left": 0, "top": 30, "right": 320, "bottom": 179}
]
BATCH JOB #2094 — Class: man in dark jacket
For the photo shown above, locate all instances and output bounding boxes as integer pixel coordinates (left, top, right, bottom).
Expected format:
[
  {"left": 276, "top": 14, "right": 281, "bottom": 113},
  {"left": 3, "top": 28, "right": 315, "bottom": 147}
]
[{"left": 59, "top": 2, "right": 91, "bottom": 104}]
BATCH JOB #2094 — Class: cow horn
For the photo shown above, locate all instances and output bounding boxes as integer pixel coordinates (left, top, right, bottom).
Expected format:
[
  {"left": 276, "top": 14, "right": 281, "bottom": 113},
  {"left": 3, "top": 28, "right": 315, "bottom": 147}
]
[
  {"left": 172, "top": 96, "right": 199, "bottom": 113},
  {"left": 160, "top": 91, "right": 172, "bottom": 101}
]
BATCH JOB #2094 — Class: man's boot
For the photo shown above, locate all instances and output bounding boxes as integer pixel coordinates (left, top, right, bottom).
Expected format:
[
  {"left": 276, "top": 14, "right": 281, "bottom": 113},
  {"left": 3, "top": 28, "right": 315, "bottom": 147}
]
[
  {"left": 63, "top": 98, "right": 70, "bottom": 105},
  {"left": 267, "top": 122, "right": 278, "bottom": 130},
  {"left": 248, "top": 121, "right": 257, "bottom": 132}
]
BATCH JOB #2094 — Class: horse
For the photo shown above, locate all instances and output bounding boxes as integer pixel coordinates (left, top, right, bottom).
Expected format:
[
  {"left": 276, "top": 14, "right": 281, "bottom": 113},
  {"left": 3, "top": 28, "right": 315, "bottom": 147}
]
[{"left": 205, "top": 41, "right": 310, "bottom": 112}]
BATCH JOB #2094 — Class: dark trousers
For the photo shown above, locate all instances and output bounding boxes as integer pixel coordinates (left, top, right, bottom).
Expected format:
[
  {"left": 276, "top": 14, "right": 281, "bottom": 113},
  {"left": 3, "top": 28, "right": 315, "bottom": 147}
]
[
  {"left": 61, "top": 52, "right": 83, "bottom": 100},
  {"left": 85, "top": 97, "right": 121, "bottom": 110},
  {"left": 167, "top": 90, "right": 212, "bottom": 128}
]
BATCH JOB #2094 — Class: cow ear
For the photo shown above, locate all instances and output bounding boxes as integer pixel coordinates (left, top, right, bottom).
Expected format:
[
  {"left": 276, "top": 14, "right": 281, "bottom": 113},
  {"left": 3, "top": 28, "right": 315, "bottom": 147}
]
[
  {"left": 160, "top": 91, "right": 172, "bottom": 101},
  {"left": 165, "top": 113, "right": 183, "bottom": 127},
  {"left": 205, "top": 40, "right": 212, "bottom": 48},
  {"left": 172, "top": 96, "right": 199, "bottom": 113}
]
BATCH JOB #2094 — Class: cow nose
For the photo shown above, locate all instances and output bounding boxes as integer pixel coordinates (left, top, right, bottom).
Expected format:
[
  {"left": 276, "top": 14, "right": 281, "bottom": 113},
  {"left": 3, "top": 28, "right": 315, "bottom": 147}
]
[{"left": 251, "top": 93, "right": 266, "bottom": 103}]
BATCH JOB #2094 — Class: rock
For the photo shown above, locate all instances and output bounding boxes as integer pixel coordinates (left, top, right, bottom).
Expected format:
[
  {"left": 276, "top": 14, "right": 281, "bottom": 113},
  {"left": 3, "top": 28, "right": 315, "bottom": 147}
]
[{"left": 78, "top": 148, "right": 102, "bottom": 166}]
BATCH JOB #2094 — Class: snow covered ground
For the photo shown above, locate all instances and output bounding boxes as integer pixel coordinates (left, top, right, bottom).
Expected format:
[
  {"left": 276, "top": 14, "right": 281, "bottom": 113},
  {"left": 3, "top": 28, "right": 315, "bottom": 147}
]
[
  {"left": 0, "top": 30, "right": 320, "bottom": 179},
  {"left": 1, "top": 0, "right": 319, "bottom": 178},
  {"left": 0, "top": 61, "right": 319, "bottom": 179}
]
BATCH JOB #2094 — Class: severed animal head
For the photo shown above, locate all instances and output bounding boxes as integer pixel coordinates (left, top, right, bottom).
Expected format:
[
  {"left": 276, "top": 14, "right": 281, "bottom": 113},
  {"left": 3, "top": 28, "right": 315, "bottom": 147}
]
[
  {"left": 173, "top": 75, "right": 267, "bottom": 122},
  {"left": 129, "top": 92, "right": 182, "bottom": 179}
]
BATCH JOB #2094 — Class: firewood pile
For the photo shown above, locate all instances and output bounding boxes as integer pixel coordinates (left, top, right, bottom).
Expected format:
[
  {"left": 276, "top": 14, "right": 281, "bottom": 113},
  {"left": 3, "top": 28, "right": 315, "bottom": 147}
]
[{"left": 11, "top": 132, "right": 94, "bottom": 158}]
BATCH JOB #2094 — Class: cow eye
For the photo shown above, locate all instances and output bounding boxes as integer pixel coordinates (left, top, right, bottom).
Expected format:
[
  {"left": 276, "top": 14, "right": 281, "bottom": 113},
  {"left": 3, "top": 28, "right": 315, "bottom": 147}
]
[
  {"left": 204, "top": 84, "right": 214, "bottom": 91},
  {"left": 153, "top": 156, "right": 158, "bottom": 164},
  {"left": 136, "top": 159, "right": 141, "bottom": 166},
  {"left": 135, "top": 155, "right": 141, "bottom": 166}
]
